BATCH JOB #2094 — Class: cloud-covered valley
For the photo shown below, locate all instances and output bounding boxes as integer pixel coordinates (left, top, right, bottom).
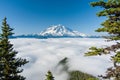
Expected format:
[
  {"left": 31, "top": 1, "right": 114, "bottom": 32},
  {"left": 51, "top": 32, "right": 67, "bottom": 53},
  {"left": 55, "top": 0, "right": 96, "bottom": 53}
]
[{"left": 10, "top": 38, "right": 116, "bottom": 80}]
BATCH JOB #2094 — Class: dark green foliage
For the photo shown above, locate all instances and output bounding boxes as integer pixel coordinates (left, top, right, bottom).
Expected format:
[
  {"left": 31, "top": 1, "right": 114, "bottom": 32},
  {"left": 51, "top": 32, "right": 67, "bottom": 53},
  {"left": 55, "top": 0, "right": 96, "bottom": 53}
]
[
  {"left": 45, "top": 71, "right": 54, "bottom": 80},
  {"left": 85, "top": 0, "right": 120, "bottom": 79},
  {"left": 85, "top": 47, "right": 104, "bottom": 56},
  {"left": 0, "top": 17, "right": 28, "bottom": 80},
  {"left": 91, "top": 0, "right": 120, "bottom": 40},
  {"left": 68, "top": 71, "right": 98, "bottom": 80},
  {"left": 112, "top": 51, "right": 120, "bottom": 63}
]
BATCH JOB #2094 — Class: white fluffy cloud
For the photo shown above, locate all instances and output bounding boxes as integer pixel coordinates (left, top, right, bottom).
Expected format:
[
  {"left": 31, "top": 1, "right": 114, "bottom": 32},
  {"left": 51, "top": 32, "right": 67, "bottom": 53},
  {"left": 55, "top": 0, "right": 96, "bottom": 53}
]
[{"left": 10, "top": 38, "right": 116, "bottom": 80}]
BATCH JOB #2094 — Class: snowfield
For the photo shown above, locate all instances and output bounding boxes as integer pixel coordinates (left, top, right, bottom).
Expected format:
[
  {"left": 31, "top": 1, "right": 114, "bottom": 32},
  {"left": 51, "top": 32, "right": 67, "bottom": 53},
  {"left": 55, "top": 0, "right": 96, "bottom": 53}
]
[{"left": 10, "top": 38, "right": 116, "bottom": 80}]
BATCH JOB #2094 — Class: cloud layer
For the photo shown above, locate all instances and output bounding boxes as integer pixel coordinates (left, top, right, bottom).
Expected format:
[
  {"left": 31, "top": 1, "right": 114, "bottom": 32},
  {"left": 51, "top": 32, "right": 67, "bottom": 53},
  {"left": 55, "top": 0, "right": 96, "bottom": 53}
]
[{"left": 10, "top": 38, "right": 115, "bottom": 80}]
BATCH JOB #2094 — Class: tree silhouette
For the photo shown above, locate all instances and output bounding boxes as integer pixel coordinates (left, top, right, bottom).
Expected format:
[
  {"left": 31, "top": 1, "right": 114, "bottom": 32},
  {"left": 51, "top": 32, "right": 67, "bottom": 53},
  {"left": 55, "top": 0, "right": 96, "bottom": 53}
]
[
  {"left": 85, "top": 0, "right": 120, "bottom": 80},
  {"left": 0, "top": 17, "right": 28, "bottom": 80},
  {"left": 45, "top": 71, "right": 54, "bottom": 80}
]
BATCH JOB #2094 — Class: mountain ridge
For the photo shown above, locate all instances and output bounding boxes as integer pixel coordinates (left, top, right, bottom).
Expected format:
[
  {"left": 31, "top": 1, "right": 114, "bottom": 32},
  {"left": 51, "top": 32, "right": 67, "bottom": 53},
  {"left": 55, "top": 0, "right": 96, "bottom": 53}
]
[{"left": 12, "top": 24, "right": 101, "bottom": 38}]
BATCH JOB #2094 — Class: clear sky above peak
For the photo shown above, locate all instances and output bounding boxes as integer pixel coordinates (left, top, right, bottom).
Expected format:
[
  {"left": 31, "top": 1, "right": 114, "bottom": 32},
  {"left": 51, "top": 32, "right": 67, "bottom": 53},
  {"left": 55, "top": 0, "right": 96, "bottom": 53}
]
[{"left": 0, "top": 0, "right": 106, "bottom": 35}]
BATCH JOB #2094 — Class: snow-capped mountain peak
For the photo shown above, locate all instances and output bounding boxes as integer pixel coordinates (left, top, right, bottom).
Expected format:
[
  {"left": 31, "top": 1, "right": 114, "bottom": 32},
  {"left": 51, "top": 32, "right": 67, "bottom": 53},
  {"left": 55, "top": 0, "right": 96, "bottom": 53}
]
[{"left": 39, "top": 24, "right": 87, "bottom": 37}]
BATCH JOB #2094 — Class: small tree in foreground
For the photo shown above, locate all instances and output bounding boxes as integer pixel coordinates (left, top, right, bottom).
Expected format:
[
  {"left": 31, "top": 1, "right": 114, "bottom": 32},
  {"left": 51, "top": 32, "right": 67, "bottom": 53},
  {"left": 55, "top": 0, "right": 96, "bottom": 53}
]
[
  {"left": 45, "top": 71, "right": 54, "bottom": 80},
  {"left": 85, "top": 0, "right": 120, "bottom": 80},
  {"left": 0, "top": 17, "right": 28, "bottom": 80}
]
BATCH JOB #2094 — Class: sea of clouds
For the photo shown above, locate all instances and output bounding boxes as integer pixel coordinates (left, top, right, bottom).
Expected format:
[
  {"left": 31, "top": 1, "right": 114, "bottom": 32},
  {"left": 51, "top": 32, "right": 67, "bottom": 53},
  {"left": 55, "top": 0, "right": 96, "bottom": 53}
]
[{"left": 10, "top": 38, "right": 116, "bottom": 80}]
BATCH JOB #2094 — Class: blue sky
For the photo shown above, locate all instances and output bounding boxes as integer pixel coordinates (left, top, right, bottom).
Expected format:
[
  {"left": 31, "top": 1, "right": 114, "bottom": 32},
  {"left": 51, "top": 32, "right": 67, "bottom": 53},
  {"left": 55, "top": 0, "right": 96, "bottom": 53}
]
[{"left": 0, "top": 0, "right": 106, "bottom": 35}]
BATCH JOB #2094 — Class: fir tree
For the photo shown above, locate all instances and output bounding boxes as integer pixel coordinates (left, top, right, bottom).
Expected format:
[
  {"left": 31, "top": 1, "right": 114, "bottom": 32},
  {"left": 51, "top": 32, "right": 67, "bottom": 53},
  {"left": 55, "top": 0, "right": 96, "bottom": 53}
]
[
  {"left": 85, "top": 0, "right": 120, "bottom": 80},
  {"left": 69, "top": 71, "right": 98, "bottom": 80},
  {"left": 0, "top": 17, "right": 28, "bottom": 80},
  {"left": 45, "top": 71, "right": 54, "bottom": 80}
]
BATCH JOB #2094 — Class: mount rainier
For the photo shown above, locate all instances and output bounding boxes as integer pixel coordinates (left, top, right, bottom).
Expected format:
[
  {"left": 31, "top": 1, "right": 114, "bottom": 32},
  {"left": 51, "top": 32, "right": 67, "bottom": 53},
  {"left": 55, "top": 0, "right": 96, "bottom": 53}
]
[
  {"left": 15, "top": 25, "right": 100, "bottom": 38},
  {"left": 39, "top": 24, "right": 86, "bottom": 37}
]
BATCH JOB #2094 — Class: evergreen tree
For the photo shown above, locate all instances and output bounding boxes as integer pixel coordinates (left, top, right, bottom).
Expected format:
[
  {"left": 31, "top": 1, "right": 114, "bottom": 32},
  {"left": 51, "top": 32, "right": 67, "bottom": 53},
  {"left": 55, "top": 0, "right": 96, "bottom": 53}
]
[
  {"left": 45, "top": 71, "right": 54, "bottom": 80},
  {"left": 85, "top": 0, "right": 120, "bottom": 80},
  {"left": 0, "top": 17, "right": 28, "bottom": 80},
  {"left": 68, "top": 71, "right": 98, "bottom": 80}
]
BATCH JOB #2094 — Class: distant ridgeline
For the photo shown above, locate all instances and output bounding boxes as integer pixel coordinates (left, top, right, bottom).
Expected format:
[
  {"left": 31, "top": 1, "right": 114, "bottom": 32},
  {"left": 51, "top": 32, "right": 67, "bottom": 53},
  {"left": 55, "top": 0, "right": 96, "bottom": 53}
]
[
  {"left": 11, "top": 34, "right": 47, "bottom": 39},
  {"left": 10, "top": 24, "right": 102, "bottom": 39},
  {"left": 9, "top": 35, "right": 102, "bottom": 39}
]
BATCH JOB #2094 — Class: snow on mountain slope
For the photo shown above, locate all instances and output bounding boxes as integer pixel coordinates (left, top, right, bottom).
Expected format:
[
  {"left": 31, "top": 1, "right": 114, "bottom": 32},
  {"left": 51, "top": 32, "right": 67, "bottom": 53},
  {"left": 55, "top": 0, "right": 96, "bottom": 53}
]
[{"left": 39, "top": 24, "right": 87, "bottom": 37}]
